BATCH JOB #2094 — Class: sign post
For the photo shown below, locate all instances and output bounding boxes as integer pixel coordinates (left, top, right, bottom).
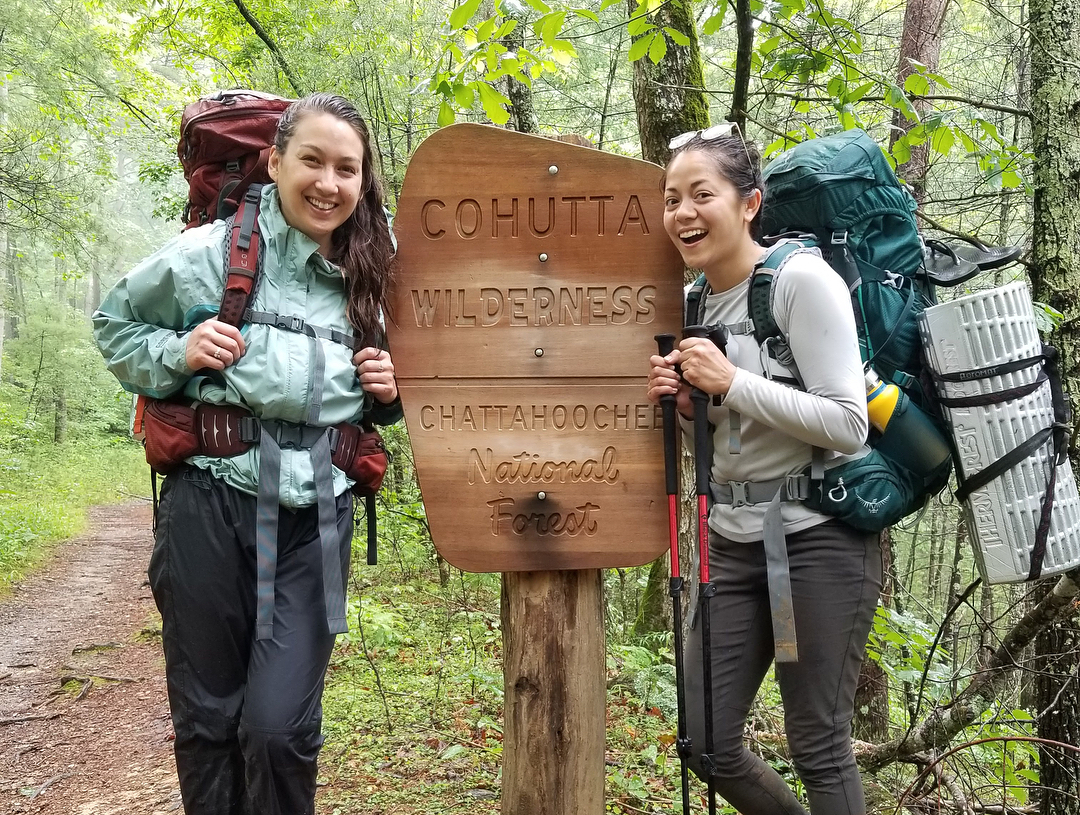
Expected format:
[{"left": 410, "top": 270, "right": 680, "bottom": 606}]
[{"left": 388, "top": 124, "right": 684, "bottom": 812}]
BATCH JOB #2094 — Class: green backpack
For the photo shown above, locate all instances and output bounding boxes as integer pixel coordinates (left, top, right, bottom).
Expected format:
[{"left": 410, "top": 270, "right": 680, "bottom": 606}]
[{"left": 686, "top": 129, "right": 953, "bottom": 531}]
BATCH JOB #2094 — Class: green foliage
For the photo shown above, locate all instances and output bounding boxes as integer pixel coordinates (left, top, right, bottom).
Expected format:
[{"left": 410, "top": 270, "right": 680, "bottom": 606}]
[
  {"left": 865, "top": 604, "right": 954, "bottom": 701},
  {"left": 0, "top": 377, "right": 147, "bottom": 589}
]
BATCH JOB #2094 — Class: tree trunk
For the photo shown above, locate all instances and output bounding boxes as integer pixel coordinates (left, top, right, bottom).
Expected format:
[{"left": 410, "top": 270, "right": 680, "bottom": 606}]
[
  {"left": 627, "top": 0, "right": 709, "bottom": 165},
  {"left": 626, "top": 0, "right": 709, "bottom": 645},
  {"left": 888, "top": 0, "right": 949, "bottom": 199},
  {"left": 53, "top": 390, "right": 66, "bottom": 444},
  {"left": 496, "top": 76, "right": 604, "bottom": 814},
  {"left": 501, "top": 571, "right": 605, "bottom": 815},
  {"left": 502, "top": 6, "right": 540, "bottom": 136},
  {"left": 1028, "top": 0, "right": 1080, "bottom": 804}
]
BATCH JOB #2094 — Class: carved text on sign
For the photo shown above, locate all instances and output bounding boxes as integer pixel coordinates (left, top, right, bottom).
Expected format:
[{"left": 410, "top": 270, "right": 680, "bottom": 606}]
[
  {"left": 421, "top": 195, "right": 649, "bottom": 239},
  {"left": 410, "top": 286, "right": 657, "bottom": 328},
  {"left": 468, "top": 447, "right": 620, "bottom": 486},
  {"left": 487, "top": 498, "right": 601, "bottom": 537},
  {"left": 418, "top": 403, "right": 662, "bottom": 432}
]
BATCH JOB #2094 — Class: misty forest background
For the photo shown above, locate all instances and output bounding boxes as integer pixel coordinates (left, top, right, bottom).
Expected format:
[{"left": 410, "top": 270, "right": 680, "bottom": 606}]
[{"left": 2, "top": 0, "right": 1080, "bottom": 810}]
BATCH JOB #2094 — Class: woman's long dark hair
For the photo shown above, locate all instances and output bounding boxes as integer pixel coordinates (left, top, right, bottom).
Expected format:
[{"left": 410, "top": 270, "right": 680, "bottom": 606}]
[{"left": 274, "top": 93, "right": 394, "bottom": 347}]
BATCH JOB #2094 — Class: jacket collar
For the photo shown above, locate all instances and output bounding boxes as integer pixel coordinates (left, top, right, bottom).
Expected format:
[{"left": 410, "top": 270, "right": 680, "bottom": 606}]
[{"left": 259, "top": 184, "right": 341, "bottom": 278}]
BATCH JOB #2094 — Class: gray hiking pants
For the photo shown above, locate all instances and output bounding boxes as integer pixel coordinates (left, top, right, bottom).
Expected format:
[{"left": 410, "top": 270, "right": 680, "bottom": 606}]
[
  {"left": 683, "top": 519, "right": 882, "bottom": 815},
  {"left": 149, "top": 465, "right": 352, "bottom": 815}
]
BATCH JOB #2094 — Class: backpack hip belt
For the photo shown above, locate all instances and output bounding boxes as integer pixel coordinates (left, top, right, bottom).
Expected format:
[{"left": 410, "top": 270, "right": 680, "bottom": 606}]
[{"left": 151, "top": 399, "right": 386, "bottom": 640}]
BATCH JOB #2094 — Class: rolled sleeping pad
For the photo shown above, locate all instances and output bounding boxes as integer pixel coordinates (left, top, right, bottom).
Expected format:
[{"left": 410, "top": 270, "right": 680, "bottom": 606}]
[{"left": 919, "top": 281, "right": 1080, "bottom": 583}]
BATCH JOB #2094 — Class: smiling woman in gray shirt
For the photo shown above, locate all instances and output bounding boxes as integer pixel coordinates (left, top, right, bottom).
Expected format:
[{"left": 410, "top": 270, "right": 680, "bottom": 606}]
[{"left": 647, "top": 129, "right": 880, "bottom": 815}]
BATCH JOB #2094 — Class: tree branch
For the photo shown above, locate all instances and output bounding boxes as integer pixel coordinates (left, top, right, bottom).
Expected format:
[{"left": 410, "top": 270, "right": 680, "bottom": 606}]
[
  {"left": 857, "top": 570, "right": 1080, "bottom": 771},
  {"left": 229, "top": 0, "right": 305, "bottom": 96}
]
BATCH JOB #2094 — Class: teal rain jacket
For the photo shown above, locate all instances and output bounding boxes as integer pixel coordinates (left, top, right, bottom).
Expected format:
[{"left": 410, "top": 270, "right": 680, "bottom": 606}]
[{"left": 93, "top": 184, "right": 401, "bottom": 509}]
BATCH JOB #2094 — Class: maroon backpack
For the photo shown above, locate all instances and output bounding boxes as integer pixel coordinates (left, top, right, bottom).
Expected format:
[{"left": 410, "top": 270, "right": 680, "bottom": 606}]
[{"left": 178, "top": 89, "right": 293, "bottom": 229}]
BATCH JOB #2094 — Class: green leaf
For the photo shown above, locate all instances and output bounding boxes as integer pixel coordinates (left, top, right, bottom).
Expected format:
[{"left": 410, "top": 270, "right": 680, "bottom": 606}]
[
  {"left": 904, "top": 73, "right": 930, "bottom": 96},
  {"left": 477, "top": 17, "right": 496, "bottom": 41},
  {"left": 437, "top": 101, "right": 456, "bottom": 127},
  {"left": 926, "top": 71, "right": 953, "bottom": 89},
  {"left": 477, "top": 82, "right": 511, "bottom": 124},
  {"left": 574, "top": 8, "right": 600, "bottom": 22},
  {"left": 599, "top": 0, "right": 623, "bottom": 10},
  {"left": 521, "top": 0, "right": 551, "bottom": 12},
  {"left": 978, "top": 118, "right": 1003, "bottom": 144},
  {"left": 441, "top": 744, "right": 466, "bottom": 760},
  {"left": 1001, "top": 168, "right": 1023, "bottom": 188},
  {"left": 453, "top": 82, "right": 475, "bottom": 109},
  {"left": 539, "top": 11, "right": 566, "bottom": 46},
  {"left": 648, "top": 30, "right": 668, "bottom": 62},
  {"left": 958, "top": 129, "right": 976, "bottom": 153},
  {"left": 495, "top": 20, "right": 518, "bottom": 37},
  {"left": 449, "top": 0, "right": 484, "bottom": 31},
  {"left": 892, "top": 137, "right": 911, "bottom": 165},
  {"left": 627, "top": 11, "right": 654, "bottom": 36},
  {"left": 702, "top": 6, "right": 726, "bottom": 35},
  {"left": 757, "top": 35, "right": 781, "bottom": 55},
  {"left": 930, "top": 126, "right": 954, "bottom": 155},
  {"left": 847, "top": 81, "right": 875, "bottom": 102},
  {"left": 628, "top": 31, "right": 654, "bottom": 61},
  {"left": 550, "top": 39, "right": 577, "bottom": 65},
  {"left": 827, "top": 75, "right": 845, "bottom": 99},
  {"left": 665, "top": 26, "right": 691, "bottom": 46}
]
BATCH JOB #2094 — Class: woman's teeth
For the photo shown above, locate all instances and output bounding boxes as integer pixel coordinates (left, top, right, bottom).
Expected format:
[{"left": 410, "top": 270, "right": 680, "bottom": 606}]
[
  {"left": 306, "top": 197, "right": 335, "bottom": 211},
  {"left": 680, "top": 229, "right": 707, "bottom": 244}
]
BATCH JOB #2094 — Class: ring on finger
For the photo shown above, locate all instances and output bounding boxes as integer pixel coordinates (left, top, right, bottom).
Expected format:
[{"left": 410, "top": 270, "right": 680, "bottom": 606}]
[
  {"left": 213, "top": 347, "right": 222, "bottom": 361},
  {"left": 377, "top": 362, "right": 384, "bottom": 373}
]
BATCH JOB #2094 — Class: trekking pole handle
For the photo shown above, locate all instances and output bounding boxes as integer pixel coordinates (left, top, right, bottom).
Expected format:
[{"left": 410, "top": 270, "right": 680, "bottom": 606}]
[
  {"left": 684, "top": 323, "right": 730, "bottom": 407},
  {"left": 654, "top": 334, "right": 679, "bottom": 497}
]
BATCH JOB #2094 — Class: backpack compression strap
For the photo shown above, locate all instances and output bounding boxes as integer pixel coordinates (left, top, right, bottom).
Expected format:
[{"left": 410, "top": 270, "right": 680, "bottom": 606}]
[
  {"left": 218, "top": 184, "right": 264, "bottom": 326},
  {"left": 948, "top": 344, "right": 1071, "bottom": 580}
]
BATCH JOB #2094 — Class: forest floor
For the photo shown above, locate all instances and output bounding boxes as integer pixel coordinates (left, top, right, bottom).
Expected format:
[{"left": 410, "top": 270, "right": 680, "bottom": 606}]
[{"left": 0, "top": 501, "right": 181, "bottom": 815}]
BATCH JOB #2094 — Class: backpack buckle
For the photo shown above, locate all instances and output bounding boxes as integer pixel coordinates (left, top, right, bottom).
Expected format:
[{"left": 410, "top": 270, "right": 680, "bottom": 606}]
[
  {"left": 831, "top": 230, "right": 848, "bottom": 245},
  {"left": 326, "top": 426, "right": 342, "bottom": 455},
  {"left": 275, "top": 315, "right": 306, "bottom": 333},
  {"left": 729, "top": 480, "right": 749, "bottom": 508},
  {"left": 785, "top": 474, "right": 809, "bottom": 501},
  {"left": 239, "top": 415, "right": 260, "bottom": 444}
]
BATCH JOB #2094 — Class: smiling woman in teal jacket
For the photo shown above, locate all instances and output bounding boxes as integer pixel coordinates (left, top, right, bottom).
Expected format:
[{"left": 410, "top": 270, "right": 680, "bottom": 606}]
[{"left": 93, "top": 94, "right": 400, "bottom": 815}]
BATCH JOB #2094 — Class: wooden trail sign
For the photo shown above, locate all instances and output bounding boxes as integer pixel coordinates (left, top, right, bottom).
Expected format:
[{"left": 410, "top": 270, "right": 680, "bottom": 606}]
[{"left": 388, "top": 124, "right": 684, "bottom": 573}]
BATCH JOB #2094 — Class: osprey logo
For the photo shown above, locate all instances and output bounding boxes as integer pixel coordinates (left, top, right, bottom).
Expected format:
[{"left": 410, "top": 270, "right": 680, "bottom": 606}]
[
  {"left": 826, "top": 478, "right": 891, "bottom": 515},
  {"left": 856, "top": 492, "right": 891, "bottom": 514}
]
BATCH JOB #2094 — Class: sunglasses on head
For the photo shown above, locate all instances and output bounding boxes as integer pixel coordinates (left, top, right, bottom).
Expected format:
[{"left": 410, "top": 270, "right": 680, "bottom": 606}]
[
  {"left": 668, "top": 122, "right": 740, "bottom": 150},
  {"left": 668, "top": 122, "right": 755, "bottom": 171}
]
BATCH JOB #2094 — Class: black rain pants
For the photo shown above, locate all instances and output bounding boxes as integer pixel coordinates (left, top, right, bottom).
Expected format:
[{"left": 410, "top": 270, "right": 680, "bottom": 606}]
[
  {"left": 149, "top": 465, "right": 352, "bottom": 815},
  {"left": 683, "top": 519, "right": 882, "bottom": 815}
]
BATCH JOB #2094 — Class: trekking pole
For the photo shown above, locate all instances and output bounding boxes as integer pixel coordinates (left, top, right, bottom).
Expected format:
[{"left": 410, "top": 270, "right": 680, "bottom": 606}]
[
  {"left": 683, "top": 324, "right": 726, "bottom": 815},
  {"left": 655, "top": 333, "right": 692, "bottom": 815}
]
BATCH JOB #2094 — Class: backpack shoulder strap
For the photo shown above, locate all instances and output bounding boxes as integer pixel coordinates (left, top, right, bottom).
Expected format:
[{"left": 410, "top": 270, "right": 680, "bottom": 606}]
[
  {"left": 685, "top": 272, "right": 710, "bottom": 326},
  {"left": 218, "top": 183, "right": 264, "bottom": 327},
  {"left": 748, "top": 237, "right": 816, "bottom": 346}
]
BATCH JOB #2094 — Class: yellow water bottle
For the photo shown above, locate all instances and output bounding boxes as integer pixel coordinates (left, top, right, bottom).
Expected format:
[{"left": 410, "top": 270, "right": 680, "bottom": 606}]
[{"left": 865, "top": 369, "right": 900, "bottom": 432}]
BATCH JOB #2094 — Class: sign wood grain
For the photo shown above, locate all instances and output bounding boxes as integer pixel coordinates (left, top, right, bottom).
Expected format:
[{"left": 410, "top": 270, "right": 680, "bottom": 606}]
[{"left": 388, "top": 124, "right": 684, "bottom": 571}]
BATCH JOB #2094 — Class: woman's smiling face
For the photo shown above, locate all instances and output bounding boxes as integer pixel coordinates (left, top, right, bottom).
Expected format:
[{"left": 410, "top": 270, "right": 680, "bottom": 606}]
[
  {"left": 268, "top": 112, "right": 366, "bottom": 255},
  {"left": 662, "top": 149, "right": 759, "bottom": 274}
]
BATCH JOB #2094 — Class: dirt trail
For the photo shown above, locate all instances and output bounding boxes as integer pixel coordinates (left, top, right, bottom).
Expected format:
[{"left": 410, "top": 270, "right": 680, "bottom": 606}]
[{"left": 0, "top": 502, "right": 180, "bottom": 815}]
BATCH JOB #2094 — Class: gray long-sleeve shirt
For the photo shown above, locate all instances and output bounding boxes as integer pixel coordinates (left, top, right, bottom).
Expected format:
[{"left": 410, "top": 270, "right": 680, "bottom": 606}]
[{"left": 689, "top": 249, "right": 869, "bottom": 541}]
